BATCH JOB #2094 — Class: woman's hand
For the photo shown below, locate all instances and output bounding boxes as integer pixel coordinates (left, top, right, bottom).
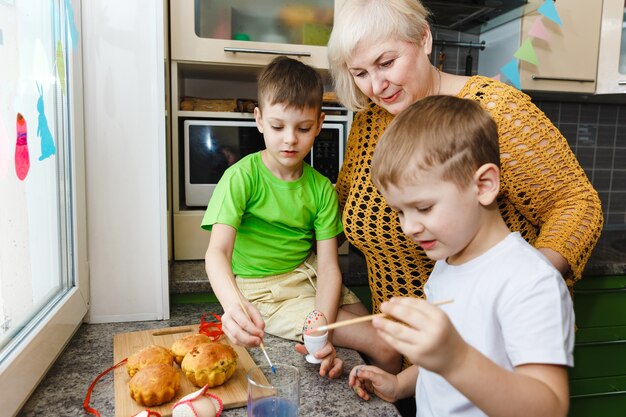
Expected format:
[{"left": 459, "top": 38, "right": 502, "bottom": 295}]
[
  {"left": 294, "top": 341, "right": 344, "bottom": 379},
  {"left": 221, "top": 301, "right": 265, "bottom": 348},
  {"left": 374, "top": 297, "right": 469, "bottom": 376},
  {"left": 348, "top": 365, "right": 399, "bottom": 403}
]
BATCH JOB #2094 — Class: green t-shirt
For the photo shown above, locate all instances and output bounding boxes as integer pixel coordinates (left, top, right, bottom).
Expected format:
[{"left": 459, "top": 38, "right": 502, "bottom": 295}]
[{"left": 201, "top": 152, "right": 342, "bottom": 277}]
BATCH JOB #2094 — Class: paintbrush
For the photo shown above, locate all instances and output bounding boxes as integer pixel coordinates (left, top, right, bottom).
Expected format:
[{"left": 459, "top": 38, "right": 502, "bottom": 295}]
[
  {"left": 305, "top": 298, "right": 454, "bottom": 335},
  {"left": 228, "top": 278, "right": 276, "bottom": 373}
]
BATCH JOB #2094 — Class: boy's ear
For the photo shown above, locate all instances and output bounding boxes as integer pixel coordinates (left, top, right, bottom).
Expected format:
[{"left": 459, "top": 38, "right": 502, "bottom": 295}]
[
  {"left": 315, "top": 111, "right": 326, "bottom": 135},
  {"left": 474, "top": 163, "right": 500, "bottom": 206},
  {"left": 254, "top": 107, "right": 263, "bottom": 133}
]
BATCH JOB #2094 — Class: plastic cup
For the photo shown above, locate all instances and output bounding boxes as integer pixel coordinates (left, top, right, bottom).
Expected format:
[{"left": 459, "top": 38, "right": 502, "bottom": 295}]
[
  {"left": 302, "top": 331, "right": 328, "bottom": 364},
  {"left": 247, "top": 363, "right": 299, "bottom": 417}
]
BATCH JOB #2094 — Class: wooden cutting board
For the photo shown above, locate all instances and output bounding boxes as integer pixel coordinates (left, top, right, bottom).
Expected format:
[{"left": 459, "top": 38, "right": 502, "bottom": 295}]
[{"left": 113, "top": 324, "right": 256, "bottom": 417}]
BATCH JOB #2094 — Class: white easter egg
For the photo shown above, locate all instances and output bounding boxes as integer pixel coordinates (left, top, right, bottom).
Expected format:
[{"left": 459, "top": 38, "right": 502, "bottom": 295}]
[{"left": 172, "top": 386, "right": 222, "bottom": 417}]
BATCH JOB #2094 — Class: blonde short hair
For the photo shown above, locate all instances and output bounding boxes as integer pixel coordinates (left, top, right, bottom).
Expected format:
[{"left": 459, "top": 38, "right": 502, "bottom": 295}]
[
  {"left": 371, "top": 96, "right": 500, "bottom": 191},
  {"left": 328, "top": 0, "right": 430, "bottom": 112}
]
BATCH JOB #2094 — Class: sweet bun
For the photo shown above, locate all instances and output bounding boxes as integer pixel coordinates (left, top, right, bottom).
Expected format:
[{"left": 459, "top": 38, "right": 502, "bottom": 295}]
[
  {"left": 129, "top": 363, "right": 181, "bottom": 407},
  {"left": 127, "top": 344, "right": 174, "bottom": 377},
  {"left": 181, "top": 342, "right": 238, "bottom": 388},
  {"left": 171, "top": 333, "right": 212, "bottom": 365}
]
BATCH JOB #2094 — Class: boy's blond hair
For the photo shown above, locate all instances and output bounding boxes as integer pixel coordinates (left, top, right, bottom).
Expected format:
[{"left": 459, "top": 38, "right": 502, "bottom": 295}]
[
  {"left": 328, "top": 0, "right": 431, "bottom": 111},
  {"left": 371, "top": 95, "right": 500, "bottom": 190},
  {"left": 257, "top": 56, "right": 324, "bottom": 114}
]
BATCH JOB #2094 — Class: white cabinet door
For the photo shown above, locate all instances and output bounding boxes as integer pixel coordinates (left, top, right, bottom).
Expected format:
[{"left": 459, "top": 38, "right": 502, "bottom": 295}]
[
  {"left": 596, "top": 0, "right": 626, "bottom": 94},
  {"left": 82, "top": 0, "right": 169, "bottom": 323}
]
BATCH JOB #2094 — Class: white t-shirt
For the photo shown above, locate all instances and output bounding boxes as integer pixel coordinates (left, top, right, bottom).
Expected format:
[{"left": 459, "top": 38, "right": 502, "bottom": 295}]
[{"left": 415, "top": 232, "right": 575, "bottom": 417}]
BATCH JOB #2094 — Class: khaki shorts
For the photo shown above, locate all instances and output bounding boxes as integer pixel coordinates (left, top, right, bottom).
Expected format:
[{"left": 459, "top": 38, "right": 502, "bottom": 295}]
[{"left": 236, "top": 253, "right": 360, "bottom": 342}]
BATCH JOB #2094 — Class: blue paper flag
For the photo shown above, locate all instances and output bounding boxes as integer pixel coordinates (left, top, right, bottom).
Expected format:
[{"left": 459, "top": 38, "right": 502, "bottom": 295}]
[
  {"left": 65, "top": 0, "right": 79, "bottom": 50},
  {"left": 538, "top": 0, "right": 562, "bottom": 26},
  {"left": 52, "top": 0, "right": 58, "bottom": 35},
  {"left": 501, "top": 59, "right": 521, "bottom": 89}
]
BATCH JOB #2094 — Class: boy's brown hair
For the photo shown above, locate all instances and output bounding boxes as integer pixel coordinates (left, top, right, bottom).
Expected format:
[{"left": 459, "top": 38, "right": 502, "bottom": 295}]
[
  {"left": 371, "top": 95, "right": 500, "bottom": 190},
  {"left": 257, "top": 56, "right": 324, "bottom": 114}
]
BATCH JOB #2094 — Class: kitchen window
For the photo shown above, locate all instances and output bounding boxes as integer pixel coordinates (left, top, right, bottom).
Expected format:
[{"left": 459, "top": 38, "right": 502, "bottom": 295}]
[{"left": 0, "top": 1, "right": 88, "bottom": 414}]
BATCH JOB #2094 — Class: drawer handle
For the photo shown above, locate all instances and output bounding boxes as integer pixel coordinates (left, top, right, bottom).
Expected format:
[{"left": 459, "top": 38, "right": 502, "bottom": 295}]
[
  {"left": 575, "top": 339, "right": 626, "bottom": 347},
  {"left": 531, "top": 75, "right": 595, "bottom": 83},
  {"left": 574, "top": 286, "right": 626, "bottom": 294},
  {"left": 224, "top": 47, "right": 311, "bottom": 57},
  {"left": 618, "top": 80, "right": 626, "bottom": 85},
  {"left": 571, "top": 390, "right": 626, "bottom": 399}
]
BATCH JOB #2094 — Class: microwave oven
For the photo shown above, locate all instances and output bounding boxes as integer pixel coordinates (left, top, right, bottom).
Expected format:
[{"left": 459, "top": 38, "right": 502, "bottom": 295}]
[{"left": 183, "top": 118, "right": 345, "bottom": 207}]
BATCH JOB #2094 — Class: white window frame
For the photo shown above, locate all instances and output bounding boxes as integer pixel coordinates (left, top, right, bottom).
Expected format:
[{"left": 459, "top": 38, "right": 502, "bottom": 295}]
[{"left": 0, "top": 1, "right": 89, "bottom": 414}]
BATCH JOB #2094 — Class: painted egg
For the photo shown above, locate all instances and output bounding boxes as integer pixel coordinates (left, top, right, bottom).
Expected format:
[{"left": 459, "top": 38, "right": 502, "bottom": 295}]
[{"left": 302, "top": 309, "right": 327, "bottom": 332}]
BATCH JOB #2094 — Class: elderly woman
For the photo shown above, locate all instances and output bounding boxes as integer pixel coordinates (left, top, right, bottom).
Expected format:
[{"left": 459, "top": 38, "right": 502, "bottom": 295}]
[{"left": 328, "top": 0, "right": 603, "bottom": 322}]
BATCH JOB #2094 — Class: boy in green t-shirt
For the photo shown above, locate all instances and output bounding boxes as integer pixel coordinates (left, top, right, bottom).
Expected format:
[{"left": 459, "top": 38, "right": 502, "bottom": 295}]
[{"left": 202, "top": 56, "right": 400, "bottom": 378}]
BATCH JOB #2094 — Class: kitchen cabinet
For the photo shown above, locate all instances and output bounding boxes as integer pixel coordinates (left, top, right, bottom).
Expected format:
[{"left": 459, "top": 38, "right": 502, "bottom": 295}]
[
  {"left": 168, "top": 1, "right": 348, "bottom": 260},
  {"left": 170, "top": 0, "right": 340, "bottom": 69},
  {"left": 568, "top": 275, "right": 626, "bottom": 417},
  {"left": 169, "top": 63, "right": 249, "bottom": 260},
  {"left": 518, "top": 0, "right": 602, "bottom": 94},
  {"left": 596, "top": 0, "right": 626, "bottom": 94}
]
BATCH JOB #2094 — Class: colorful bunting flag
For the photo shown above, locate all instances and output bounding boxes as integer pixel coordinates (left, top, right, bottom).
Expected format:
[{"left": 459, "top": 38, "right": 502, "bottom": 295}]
[
  {"left": 537, "top": 0, "right": 562, "bottom": 26},
  {"left": 501, "top": 59, "right": 521, "bottom": 90},
  {"left": 514, "top": 38, "right": 539, "bottom": 66},
  {"left": 528, "top": 18, "right": 551, "bottom": 42}
]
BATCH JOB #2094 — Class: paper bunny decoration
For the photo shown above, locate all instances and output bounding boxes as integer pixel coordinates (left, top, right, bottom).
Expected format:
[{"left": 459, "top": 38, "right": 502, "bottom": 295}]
[{"left": 36, "top": 82, "right": 56, "bottom": 161}]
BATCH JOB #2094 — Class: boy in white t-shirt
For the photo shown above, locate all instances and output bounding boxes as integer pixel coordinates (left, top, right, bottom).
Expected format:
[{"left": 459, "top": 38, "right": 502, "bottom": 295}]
[
  {"left": 350, "top": 95, "right": 575, "bottom": 416},
  {"left": 202, "top": 56, "right": 400, "bottom": 378}
]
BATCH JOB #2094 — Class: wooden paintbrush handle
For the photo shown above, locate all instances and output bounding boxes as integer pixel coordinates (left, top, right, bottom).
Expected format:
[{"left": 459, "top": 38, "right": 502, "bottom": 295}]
[
  {"left": 310, "top": 298, "right": 454, "bottom": 333},
  {"left": 314, "top": 313, "right": 387, "bottom": 332}
]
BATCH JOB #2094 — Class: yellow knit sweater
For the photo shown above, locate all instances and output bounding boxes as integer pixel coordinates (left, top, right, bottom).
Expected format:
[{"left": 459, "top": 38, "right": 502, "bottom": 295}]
[{"left": 337, "top": 75, "right": 603, "bottom": 315}]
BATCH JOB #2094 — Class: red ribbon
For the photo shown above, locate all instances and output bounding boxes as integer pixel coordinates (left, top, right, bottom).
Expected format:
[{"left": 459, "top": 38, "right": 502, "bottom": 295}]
[
  {"left": 133, "top": 411, "right": 162, "bottom": 417},
  {"left": 198, "top": 313, "right": 224, "bottom": 341},
  {"left": 83, "top": 358, "right": 128, "bottom": 417}
]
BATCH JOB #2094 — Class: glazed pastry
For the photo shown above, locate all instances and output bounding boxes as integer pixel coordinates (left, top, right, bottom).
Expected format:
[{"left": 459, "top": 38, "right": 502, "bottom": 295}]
[
  {"left": 126, "top": 344, "right": 174, "bottom": 377},
  {"left": 181, "top": 342, "right": 238, "bottom": 388},
  {"left": 171, "top": 333, "right": 212, "bottom": 365},
  {"left": 129, "top": 363, "right": 180, "bottom": 407}
]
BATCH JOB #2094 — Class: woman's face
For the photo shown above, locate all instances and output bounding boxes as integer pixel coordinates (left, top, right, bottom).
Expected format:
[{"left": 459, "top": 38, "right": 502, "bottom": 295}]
[{"left": 346, "top": 37, "right": 434, "bottom": 115}]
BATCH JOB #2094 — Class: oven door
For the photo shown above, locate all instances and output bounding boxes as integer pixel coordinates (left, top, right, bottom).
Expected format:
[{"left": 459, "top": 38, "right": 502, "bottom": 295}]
[
  {"left": 183, "top": 119, "right": 346, "bottom": 207},
  {"left": 184, "top": 119, "right": 265, "bottom": 207},
  {"left": 309, "top": 122, "right": 344, "bottom": 184}
]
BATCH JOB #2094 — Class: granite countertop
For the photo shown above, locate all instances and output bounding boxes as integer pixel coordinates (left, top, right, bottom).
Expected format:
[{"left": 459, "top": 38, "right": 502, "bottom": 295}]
[{"left": 17, "top": 303, "right": 401, "bottom": 417}]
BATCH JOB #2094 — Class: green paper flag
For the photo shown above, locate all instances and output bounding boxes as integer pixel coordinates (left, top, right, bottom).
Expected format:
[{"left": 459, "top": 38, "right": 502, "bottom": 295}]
[
  {"left": 514, "top": 38, "right": 539, "bottom": 66},
  {"left": 56, "top": 40, "right": 66, "bottom": 95}
]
